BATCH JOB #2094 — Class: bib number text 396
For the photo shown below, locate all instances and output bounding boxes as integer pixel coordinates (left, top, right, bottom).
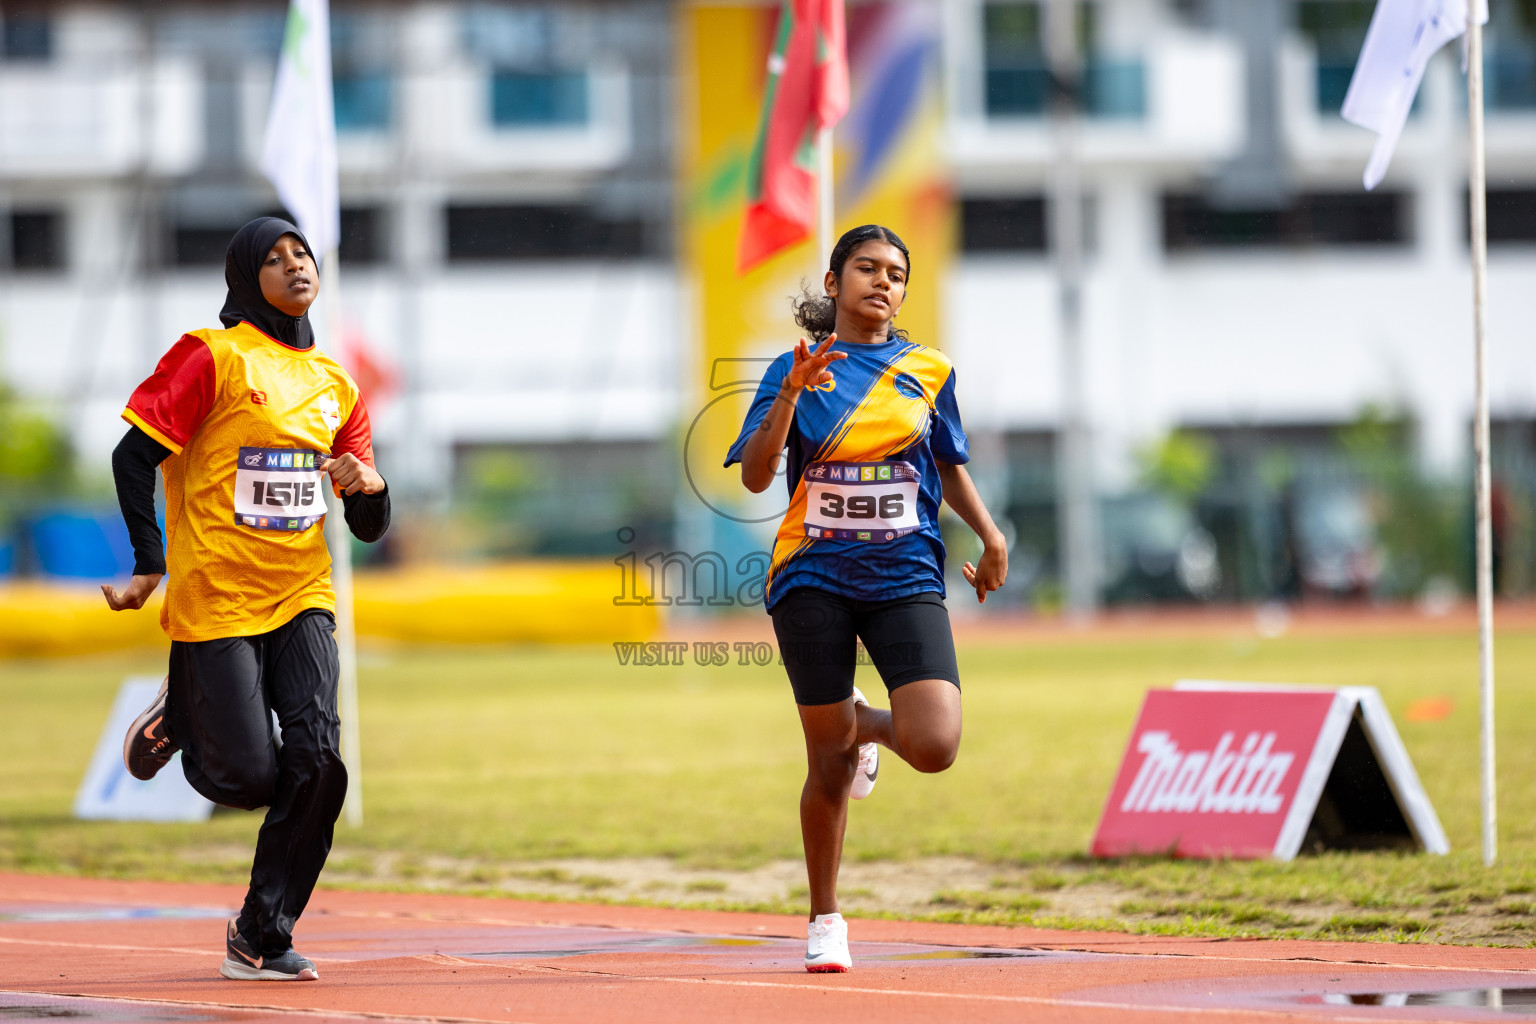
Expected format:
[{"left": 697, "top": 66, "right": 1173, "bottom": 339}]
[{"left": 802, "top": 461, "right": 921, "bottom": 542}]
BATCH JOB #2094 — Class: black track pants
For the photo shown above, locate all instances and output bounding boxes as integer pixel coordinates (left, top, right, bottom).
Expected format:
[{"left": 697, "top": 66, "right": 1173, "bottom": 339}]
[{"left": 165, "top": 608, "right": 347, "bottom": 958}]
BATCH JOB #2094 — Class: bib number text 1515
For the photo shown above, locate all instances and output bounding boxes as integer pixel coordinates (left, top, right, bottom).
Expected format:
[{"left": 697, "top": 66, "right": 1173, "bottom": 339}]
[{"left": 233, "top": 447, "right": 329, "bottom": 532}]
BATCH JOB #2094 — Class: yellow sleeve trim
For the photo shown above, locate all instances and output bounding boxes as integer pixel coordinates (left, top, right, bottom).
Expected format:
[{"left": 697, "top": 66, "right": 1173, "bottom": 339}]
[{"left": 122, "top": 408, "right": 184, "bottom": 455}]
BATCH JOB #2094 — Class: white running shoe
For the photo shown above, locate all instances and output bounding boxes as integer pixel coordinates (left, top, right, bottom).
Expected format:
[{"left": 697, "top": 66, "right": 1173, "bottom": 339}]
[
  {"left": 805, "top": 912, "right": 851, "bottom": 973},
  {"left": 850, "top": 687, "right": 879, "bottom": 800}
]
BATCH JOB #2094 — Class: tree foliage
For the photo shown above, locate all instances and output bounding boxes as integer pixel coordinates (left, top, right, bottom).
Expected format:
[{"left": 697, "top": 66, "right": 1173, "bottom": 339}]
[{"left": 0, "top": 385, "right": 74, "bottom": 506}]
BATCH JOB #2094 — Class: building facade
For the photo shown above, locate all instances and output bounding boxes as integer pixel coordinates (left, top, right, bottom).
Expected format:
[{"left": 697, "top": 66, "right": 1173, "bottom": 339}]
[{"left": 2, "top": 0, "right": 1534, "bottom": 598}]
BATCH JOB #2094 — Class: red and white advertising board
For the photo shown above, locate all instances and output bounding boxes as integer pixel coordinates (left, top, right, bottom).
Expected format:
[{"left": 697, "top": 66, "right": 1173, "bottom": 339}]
[{"left": 1090, "top": 682, "right": 1448, "bottom": 860}]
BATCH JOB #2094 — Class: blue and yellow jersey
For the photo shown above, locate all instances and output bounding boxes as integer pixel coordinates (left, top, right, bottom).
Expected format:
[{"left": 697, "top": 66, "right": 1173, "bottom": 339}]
[{"left": 725, "top": 335, "right": 970, "bottom": 610}]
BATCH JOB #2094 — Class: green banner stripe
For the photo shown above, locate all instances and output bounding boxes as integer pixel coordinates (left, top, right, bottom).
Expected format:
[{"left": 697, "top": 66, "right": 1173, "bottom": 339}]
[{"left": 742, "top": 3, "right": 797, "bottom": 204}]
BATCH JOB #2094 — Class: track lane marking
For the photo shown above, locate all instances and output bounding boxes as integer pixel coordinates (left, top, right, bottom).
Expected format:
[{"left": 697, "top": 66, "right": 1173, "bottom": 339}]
[
  {"left": 0, "top": 935, "right": 346, "bottom": 963},
  {"left": 283, "top": 907, "right": 1536, "bottom": 976},
  {"left": 7, "top": 892, "right": 1535, "bottom": 978},
  {"left": 0, "top": 989, "right": 537, "bottom": 1024},
  {"left": 0, "top": 935, "right": 224, "bottom": 957},
  {"left": 4, "top": 950, "right": 1522, "bottom": 1023},
  {"left": 419, "top": 952, "right": 1423, "bottom": 1022},
  {"left": 7, "top": 928, "right": 1535, "bottom": 982}
]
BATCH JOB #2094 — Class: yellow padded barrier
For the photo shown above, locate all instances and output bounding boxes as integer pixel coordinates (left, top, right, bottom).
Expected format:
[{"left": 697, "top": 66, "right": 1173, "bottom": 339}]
[
  {"left": 352, "top": 563, "right": 657, "bottom": 645},
  {"left": 0, "top": 583, "right": 169, "bottom": 657},
  {"left": 0, "top": 563, "right": 656, "bottom": 656}
]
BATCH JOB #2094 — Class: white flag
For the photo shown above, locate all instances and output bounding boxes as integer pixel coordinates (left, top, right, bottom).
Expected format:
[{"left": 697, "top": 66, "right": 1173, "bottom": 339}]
[
  {"left": 261, "top": 0, "right": 339, "bottom": 255},
  {"left": 1342, "top": 0, "right": 1487, "bottom": 190}
]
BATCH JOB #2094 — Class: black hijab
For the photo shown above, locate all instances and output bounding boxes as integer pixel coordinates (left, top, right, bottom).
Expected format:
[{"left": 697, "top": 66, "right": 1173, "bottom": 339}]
[{"left": 219, "top": 216, "right": 316, "bottom": 350}]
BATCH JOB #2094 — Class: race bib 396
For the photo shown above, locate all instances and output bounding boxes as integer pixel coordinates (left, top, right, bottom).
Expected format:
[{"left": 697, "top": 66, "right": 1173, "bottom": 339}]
[
  {"left": 802, "top": 460, "right": 921, "bottom": 542},
  {"left": 234, "top": 447, "right": 328, "bottom": 532}
]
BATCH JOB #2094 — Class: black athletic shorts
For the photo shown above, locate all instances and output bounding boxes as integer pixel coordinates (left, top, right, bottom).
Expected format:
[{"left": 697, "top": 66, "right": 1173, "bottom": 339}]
[{"left": 769, "top": 588, "right": 960, "bottom": 707}]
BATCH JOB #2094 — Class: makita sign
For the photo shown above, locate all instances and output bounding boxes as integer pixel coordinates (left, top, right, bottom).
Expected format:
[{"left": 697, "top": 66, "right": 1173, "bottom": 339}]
[
  {"left": 1120, "top": 731, "right": 1294, "bottom": 815},
  {"left": 1091, "top": 683, "right": 1449, "bottom": 860}
]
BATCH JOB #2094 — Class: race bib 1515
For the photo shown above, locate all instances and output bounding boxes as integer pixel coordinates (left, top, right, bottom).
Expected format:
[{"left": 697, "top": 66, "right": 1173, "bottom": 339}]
[
  {"left": 802, "top": 460, "right": 921, "bottom": 542},
  {"left": 233, "top": 447, "right": 328, "bottom": 532}
]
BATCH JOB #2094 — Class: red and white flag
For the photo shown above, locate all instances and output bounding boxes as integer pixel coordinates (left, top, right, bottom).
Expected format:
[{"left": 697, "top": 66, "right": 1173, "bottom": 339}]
[{"left": 736, "top": 0, "right": 848, "bottom": 274}]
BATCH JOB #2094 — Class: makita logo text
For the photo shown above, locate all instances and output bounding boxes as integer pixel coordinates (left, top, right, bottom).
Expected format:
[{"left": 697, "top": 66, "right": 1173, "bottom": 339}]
[{"left": 1120, "top": 731, "right": 1296, "bottom": 815}]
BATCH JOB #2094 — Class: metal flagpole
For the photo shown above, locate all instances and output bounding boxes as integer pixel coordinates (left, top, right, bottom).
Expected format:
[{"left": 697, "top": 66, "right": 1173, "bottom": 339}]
[
  {"left": 1046, "top": 0, "right": 1097, "bottom": 618},
  {"left": 319, "top": 248, "right": 363, "bottom": 828},
  {"left": 817, "top": 125, "right": 834, "bottom": 272},
  {"left": 1466, "top": 9, "right": 1495, "bottom": 867}
]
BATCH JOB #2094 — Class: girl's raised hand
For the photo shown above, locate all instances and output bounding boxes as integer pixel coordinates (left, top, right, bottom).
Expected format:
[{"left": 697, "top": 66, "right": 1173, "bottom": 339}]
[{"left": 786, "top": 334, "right": 848, "bottom": 391}]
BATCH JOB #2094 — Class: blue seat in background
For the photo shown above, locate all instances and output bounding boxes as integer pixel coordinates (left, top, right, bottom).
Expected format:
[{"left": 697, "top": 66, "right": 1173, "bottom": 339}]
[{"left": 31, "top": 513, "right": 136, "bottom": 580}]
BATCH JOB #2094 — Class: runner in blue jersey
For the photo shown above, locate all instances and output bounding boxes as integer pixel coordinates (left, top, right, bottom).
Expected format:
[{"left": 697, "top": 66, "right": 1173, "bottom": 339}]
[{"left": 726, "top": 225, "right": 1008, "bottom": 973}]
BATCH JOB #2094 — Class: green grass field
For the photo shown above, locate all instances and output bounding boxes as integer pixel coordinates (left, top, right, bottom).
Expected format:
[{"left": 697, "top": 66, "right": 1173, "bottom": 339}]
[{"left": 6, "top": 621, "right": 1536, "bottom": 943}]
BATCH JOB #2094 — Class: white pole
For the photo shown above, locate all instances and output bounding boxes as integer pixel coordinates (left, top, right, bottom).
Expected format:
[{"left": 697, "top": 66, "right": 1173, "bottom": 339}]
[
  {"left": 319, "top": 248, "right": 363, "bottom": 828},
  {"left": 817, "top": 125, "right": 834, "bottom": 273},
  {"left": 1467, "top": 12, "right": 1494, "bottom": 867},
  {"left": 1046, "top": 0, "right": 1097, "bottom": 618}
]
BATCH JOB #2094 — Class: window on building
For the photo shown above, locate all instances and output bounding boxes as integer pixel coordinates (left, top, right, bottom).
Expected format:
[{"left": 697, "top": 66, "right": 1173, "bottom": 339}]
[
  {"left": 340, "top": 207, "right": 387, "bottom": 264},
  {"left": 983, "top": 3, "right": 1049, "bottom": 115},
  {"left": 961, "top": 196, "right": 1098, "bottom": 253},
  {"left": 446, "top": 204, "right": 645, "bottom": 261},
  {"left": 9, "top": 211, "right": 64, "bottom": 270},
  {"left": 462, "top": 6, "right": 592, "bottom": 128},
  {"left": 1468, "top": 188, "right": 1536, "bottom": 243},
  {"left": 334, "top": 72, "right": 392, "bottom": 131},
  {"left": 172, "top": 208, "right": 382, "bottom": 266},
  {"left": 1162, "top": 192, "right": 1407, "bottom": 249},
  {"left": 982, "top": 2, "right": 1145, "bottom": 119},
  {"left": 1, "top": 13, "right": 52, "bottom": 60},
  {"left": 1485, "top": 0, "right": 1536, "bottom": 110},
  {"left": 1295, "top": 1, "right": 1375, "bottom": 114},
  {"left": 331, "top": 14, "right": 393, "bottom": 131},
  {"left": 1083, "top": 61, "right": 1146, "bottom": 117},
  {"left": 961, "top": 197, "right": 1047, "bottom": 252},
  {"left": 1169, "top": 0, "right": 1213, "bottom": 28},
  {"left": 490, "top": 70, "right": 589, "bottom": 127},
  {"left": 173, "top": 226, "right": 236, "bottom": 266},
  {"left": 463, "top": 6, "right": 558, "bottom": 66}
]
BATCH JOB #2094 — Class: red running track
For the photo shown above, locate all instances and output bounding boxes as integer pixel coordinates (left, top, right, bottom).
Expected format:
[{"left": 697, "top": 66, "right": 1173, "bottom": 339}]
[{"left": 2, "top": 874, "right": 1535, "bottom": 1023}]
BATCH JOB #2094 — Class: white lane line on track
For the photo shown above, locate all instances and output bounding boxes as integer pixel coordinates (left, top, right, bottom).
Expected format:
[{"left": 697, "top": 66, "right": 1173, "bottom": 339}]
[
  {"left": 9, "top": 895, "right": 1536, "bottom": 978},
  {"left": 299, "top": 908, "right": 1536, "bottom": 977},
  {"left": 8, "top": 928, "right": 1535, "bottom": 987},
  {"left": 3, "top": 953, "right": 1521, "bottom": 1023},
  {"left": 0, "top": 935, "right": 346, "bottom": 963},
  {"left": 0, "top": 989, "right": 537, "bottom": 1024},
  {"left": 0, "top": 935, "right": 223, "bottom": 957},
  {"left": 419, "top": 952, "right": 1419, "bottom": 1023},
  {"left": 1028, "top": 945, "right": 1536, "bottom": 975}
]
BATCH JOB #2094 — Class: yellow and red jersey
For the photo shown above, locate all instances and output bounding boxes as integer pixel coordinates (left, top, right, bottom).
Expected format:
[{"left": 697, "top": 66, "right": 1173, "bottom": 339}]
[{"left": 123, "top": 320, "right": 376, "bottom": 642}]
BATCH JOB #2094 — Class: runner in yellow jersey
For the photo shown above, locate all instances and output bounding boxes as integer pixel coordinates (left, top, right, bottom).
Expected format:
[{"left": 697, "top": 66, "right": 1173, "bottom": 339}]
[{"left": 102, "top": 217, "right": 390, "bottom": 982}]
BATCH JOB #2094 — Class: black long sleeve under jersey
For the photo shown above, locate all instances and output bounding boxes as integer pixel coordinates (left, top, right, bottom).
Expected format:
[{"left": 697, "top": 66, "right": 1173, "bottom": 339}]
[{"left": 111, "top": 425, "right": 391, "bottom": 577}]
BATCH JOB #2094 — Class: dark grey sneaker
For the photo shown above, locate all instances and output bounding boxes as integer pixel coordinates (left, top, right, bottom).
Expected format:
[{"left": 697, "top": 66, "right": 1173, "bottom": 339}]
[
  {"left": 219, "top": 918, "right": 318, "bottom": 981},
  {"left": 123, "top": 677, "right": 178, "bottom": 781}
]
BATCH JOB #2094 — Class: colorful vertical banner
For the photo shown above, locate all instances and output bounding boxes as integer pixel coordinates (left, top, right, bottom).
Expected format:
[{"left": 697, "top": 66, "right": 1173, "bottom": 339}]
[{"left": 678, "top": 1, "right": 953, "bottom": 535}]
